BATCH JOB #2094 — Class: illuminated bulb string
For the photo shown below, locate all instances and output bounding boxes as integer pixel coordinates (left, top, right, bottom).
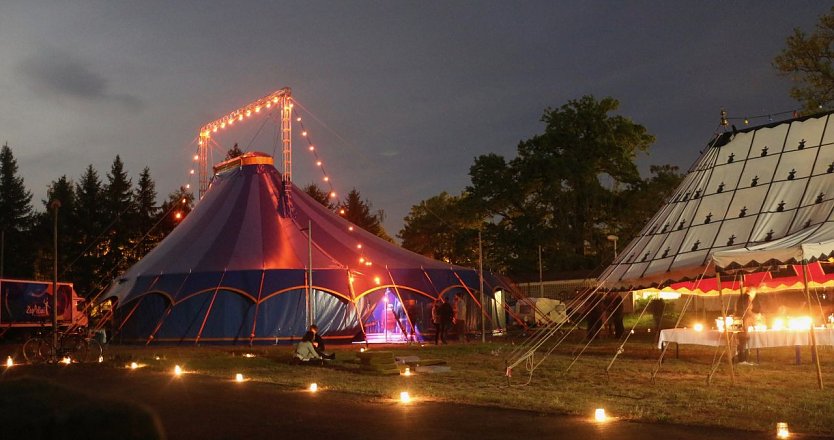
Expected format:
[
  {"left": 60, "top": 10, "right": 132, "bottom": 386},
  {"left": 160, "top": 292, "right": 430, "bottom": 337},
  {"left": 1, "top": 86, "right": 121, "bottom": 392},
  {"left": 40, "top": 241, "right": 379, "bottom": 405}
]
[
  {"left": 292, "top": 108, "right": 337, "bottom": 200},
  {"left": 184, "top": 97, "right": 378, "bottom": 273},
  {"left": 291, "top": 104, "right": 375, "bottom": 272},
  {"left": 724, "top": 108, "right": 800, "bottom": 126}
]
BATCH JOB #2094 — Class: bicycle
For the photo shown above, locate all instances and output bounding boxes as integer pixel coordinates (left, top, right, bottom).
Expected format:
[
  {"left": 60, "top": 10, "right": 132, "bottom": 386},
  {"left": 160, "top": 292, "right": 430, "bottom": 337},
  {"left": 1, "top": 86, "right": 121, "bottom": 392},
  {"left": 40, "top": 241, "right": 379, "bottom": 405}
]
[{"left": 22, "top": 326, "right": 99, "bottom": 364}]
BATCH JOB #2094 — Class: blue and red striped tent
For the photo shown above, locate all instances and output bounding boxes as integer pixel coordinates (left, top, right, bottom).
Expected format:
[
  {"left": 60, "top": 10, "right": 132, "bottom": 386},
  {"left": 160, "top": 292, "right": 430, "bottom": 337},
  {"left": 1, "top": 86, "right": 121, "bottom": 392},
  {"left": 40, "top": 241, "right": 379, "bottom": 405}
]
[{"left": 106, "top": 152, "right": 516, "bottom": 344}]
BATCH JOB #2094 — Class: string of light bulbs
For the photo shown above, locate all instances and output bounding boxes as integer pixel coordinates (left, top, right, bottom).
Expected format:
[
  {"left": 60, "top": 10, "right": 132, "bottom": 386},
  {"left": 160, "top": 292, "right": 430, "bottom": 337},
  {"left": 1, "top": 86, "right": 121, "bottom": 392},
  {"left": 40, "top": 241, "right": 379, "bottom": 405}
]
[
  {"left": 291, "top": 104, "right": 376, "bottom": 273},
  {"left": 720, "top": 108, "right": 802, "bottom": 126}
]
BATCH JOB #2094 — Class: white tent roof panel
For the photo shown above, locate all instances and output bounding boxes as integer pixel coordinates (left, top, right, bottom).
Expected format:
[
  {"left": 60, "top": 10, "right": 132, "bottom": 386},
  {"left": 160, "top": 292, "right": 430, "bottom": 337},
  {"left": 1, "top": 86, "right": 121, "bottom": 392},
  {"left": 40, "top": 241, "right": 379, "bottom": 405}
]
[{"left": 599, "top": 111, "right": 834, "bottom": 290}]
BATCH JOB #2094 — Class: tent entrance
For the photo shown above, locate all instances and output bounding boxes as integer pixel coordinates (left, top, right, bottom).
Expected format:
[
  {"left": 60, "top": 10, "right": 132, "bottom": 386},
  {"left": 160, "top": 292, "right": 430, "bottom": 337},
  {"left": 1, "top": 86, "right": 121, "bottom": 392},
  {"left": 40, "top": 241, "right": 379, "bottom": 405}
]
[{"left": 358, "top": 289, "right": 413, "bottom": 344}]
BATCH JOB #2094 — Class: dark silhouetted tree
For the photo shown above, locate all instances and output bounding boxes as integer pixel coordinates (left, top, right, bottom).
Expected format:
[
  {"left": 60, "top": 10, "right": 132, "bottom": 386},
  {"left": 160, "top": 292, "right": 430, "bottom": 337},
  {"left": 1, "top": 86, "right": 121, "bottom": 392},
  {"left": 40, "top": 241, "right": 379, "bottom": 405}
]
[
  {"left": 339, "top": 189, "right": 392, "bottom": 242},
  {"left": 774, "top": 7, "right": 834, "bottom": 111},
  {"left": 0, "top": 143, "right": 34, "bottom": 278}
]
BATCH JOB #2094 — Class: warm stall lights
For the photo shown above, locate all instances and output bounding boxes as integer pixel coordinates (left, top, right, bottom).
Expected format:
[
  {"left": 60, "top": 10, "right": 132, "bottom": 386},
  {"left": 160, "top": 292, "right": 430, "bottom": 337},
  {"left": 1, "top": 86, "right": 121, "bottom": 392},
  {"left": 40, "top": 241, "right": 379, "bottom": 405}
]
[{"left": 693, "top": 323, "right": 704, "bottom": 332}]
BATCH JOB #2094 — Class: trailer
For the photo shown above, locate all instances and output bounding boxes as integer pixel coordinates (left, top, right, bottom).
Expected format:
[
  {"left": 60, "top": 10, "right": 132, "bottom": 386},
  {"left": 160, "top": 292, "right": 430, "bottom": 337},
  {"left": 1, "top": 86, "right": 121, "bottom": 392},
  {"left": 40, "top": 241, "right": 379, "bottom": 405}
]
[{"left": 0, "top": 278, "right": 87, "bottom": 333}]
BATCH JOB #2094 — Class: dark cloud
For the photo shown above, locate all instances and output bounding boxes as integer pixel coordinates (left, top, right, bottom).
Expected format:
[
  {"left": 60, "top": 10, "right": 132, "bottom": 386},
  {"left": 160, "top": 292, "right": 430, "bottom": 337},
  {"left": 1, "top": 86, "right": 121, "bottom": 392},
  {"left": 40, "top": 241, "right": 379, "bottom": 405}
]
[{"left": 17, "top": 47, "right": 142, "bottom": 109}]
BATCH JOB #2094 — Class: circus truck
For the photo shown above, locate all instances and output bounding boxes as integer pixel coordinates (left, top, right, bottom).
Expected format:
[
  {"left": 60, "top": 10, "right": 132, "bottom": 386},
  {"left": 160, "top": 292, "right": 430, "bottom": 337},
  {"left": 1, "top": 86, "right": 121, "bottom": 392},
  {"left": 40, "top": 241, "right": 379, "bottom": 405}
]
[{"left": 0, "top": 278, "right": 88, "bottom": 335}]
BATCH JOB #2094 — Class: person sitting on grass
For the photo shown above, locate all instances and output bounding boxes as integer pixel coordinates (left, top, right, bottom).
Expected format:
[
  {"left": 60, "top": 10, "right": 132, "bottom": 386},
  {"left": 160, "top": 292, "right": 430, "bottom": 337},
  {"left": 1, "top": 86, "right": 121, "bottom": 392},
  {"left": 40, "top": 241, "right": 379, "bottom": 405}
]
[{"left": 297, "top": 324, "right": 335, "bottom": 361}]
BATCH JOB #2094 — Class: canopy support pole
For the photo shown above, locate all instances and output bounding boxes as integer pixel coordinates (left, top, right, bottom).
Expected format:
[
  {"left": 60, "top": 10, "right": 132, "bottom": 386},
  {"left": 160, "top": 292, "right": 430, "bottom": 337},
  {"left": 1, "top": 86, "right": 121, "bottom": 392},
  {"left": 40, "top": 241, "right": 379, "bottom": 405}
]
[
  {"left": 610, "top": 293, "right": 649, "bottom": 377},
  {"left": 347, "top": 270, "right": 369, "bottom": 349},
  {"left": 801, "top": 258, "right": 824, "bottom": 390},
  {"left": 716, "top": 273, "right": 736, "bottom": 385},
  {"left": 385, "top": 266, "right": 417, "bottom": 343}
]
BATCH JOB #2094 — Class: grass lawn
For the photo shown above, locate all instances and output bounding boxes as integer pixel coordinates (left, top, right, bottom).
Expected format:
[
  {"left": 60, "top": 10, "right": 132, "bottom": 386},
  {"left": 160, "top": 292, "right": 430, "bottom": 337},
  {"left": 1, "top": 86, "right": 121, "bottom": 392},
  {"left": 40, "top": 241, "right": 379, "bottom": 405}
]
[{"left": 53, "top": 332, "right": 834, "bottom": 436}]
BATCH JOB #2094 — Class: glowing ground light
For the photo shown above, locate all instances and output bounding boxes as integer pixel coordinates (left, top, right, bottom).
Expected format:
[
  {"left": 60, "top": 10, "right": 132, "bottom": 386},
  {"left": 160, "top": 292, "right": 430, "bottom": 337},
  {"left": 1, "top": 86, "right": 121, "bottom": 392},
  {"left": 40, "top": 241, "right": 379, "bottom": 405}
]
[
  {"left": 309, "top": 383, "right": 318, "bottom": 392},
  {"left": 693, "top": 323, "right": 704, "bottom": 332},
  {"left": 399, "top": 391, "right": 411, "bottom": 403},
  {"left": 61, "top": 357, "right": 72, "bottom": 365},
  {"left": 130, "top": 362, "right": 138, "bottom": 369},
  {"left": 235, "top": 373, "right": 244, "bottom": 382},
  {"left": 243, "top": 353, "right": 256, "bottom": 358},
  {"left": 98, "top": 356, "right": 103, "bottom": 363},
  {"left": 174, "top": 365, "right": 183, "bottom": 376},
  {"left": 6, "top": 356, "right": 13, "bottom": 367},
  {"left": 594, "top": 408, "right": 607, "bottom": 422},
  {"left": 360, "top": 347, "right": 366, "bottom": 353},
  {"left": 402, "top": 367, "right": 412, "bottom": 376},
  {"left": 777, "top": 422, "right": 790, "bottom": 439}
]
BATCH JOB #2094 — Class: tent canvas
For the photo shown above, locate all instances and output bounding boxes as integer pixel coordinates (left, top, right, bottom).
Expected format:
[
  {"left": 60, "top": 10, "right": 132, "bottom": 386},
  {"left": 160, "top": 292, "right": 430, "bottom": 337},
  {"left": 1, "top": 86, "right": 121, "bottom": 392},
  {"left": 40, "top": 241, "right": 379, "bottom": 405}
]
[
  {"left": 106, "top": 152, "right": 517, "bottom": 344},
  {"left": 599, "top": 110, "right": 834, "bottom": 294}
]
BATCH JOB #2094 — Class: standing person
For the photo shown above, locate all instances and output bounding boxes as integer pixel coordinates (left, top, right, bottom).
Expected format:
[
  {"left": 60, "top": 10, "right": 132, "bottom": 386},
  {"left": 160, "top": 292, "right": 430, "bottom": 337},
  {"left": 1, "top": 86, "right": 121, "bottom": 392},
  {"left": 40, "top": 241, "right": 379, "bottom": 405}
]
[
  {"left": 735, "top": 287, "right": 760, "bottom": 364},
  {"left": 648, "top": 297, "right": 665, "bottom": 342},
  {"left": 432, "top": 298, "right": 442, "bottom": 345},
  {"left": 586, "top": 294, "right": 604, "bottom": 341},
  {"left": 607, "top": 293, "right": 625, "bottom": 339},
  {"left": 453, "top": 293, "right": 468, "bottom": 343},
  {"left": 436, "top": 298, "right": 454, "bottom": 345}
]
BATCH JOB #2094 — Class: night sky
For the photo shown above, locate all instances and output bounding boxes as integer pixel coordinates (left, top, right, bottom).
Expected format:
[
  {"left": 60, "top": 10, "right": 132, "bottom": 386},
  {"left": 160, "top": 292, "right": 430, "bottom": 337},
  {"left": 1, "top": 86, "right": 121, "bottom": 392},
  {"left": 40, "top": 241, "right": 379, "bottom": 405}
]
[{"left": 0, "top": 1, "right": 827, "bottom": 236}]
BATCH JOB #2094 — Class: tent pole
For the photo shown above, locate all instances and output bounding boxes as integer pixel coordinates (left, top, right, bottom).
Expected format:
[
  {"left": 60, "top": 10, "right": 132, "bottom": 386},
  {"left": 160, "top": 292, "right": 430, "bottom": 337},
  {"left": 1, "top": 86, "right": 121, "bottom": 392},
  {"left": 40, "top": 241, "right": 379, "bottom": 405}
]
[
  {"left": 801, "top": 258, "right": 824, "bottom": 390},
  {"left": 479, "top": 230, "right": 485, "bottom": 343},
  {"left": 307, "top": 220, "right": 313, "bottom": 327},
  {"left": 385, "top": 266, "right": 417, "bottom": 343},
  {"left": 716, "top": 272, "right": 736, "bottom": 385},
  {"left": 347, "top": 270, "right": 369, "bottom": 348}
]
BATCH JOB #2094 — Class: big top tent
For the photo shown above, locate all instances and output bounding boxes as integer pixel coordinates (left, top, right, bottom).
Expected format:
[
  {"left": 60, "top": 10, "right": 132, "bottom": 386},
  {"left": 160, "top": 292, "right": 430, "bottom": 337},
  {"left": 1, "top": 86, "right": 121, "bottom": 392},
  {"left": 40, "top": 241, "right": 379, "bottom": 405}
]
[{"left": 105, "top": 152, "right": 516, "bottom": 344}]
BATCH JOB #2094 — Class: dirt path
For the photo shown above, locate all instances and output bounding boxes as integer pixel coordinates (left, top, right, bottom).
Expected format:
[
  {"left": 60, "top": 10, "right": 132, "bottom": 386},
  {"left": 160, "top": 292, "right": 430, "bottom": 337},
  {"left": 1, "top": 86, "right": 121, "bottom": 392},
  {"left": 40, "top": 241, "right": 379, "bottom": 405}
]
[{"left": 1, "top": 365, "right": 829, "bottom": 440}]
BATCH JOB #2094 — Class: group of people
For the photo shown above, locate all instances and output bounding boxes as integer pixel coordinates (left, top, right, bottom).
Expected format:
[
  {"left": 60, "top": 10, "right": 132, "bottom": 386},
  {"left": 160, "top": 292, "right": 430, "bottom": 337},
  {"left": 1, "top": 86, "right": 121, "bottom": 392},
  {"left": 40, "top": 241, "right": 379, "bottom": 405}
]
[
  {"left": 294, "top": 324, "right": 335, "bottom": 362},
  {"left": 432, "top": 294, "right": 467, "bottom": 345},
  {"left": 585, "top": 293, "right": 625, "bottom": 340}
]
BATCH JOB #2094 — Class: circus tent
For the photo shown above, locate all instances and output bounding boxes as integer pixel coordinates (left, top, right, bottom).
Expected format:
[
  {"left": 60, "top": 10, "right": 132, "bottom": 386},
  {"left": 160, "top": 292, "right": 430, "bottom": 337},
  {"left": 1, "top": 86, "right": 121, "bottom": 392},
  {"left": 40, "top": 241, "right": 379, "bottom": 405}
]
[
  {"left": 106, "top": 152, "right": 515, "bottom": 344},
  {"left": 599, "top": 110, "right": 834, "bottom": 295}
]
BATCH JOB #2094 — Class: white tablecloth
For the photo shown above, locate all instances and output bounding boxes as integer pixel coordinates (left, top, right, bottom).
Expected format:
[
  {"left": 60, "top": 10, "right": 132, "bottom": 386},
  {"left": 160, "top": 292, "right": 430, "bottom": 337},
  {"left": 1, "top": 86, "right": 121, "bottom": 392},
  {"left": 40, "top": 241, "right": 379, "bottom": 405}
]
[
  {"left": 657, "top": 329, "right": 725, "bottom": 349},
  {"left": 747, "top": 328, "right": 834, "bottom": 349},
  {"left": 658, "top": 328, "right": 834, "bottom": 349}
]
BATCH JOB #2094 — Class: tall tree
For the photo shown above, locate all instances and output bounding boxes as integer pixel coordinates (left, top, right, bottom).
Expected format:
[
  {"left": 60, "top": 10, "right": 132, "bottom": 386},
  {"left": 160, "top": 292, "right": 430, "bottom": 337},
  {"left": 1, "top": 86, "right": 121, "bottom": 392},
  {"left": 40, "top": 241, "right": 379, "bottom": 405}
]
[
  {"left": 101, "top": 156, "right": 134, "bottom": 281},
  {"left": 774, "top": 7, "right": 834, "bottom": 111},
  {"left": 0, "top": 143, "right": 34, "bottom": 278},
  {"left": 73, "top": 165, "right": 105, "bottom": 296},
  {"left": 32, "top": 176, "right": 78, "bottom": 280},
  {"left": 398, "top": 192, "right": 481, "bottom": 265},
  {"left": 339, "top": 189, "right": 393, "bottom": 242},
  {"left": 466, "top": 96, "right": 654, "bottom": 274},
  {"left": 158, "top": 187, "right": 195, "bottom": 237},
  {"left": 132, "top": 167, "right": 160, "bottom": 259},
  {"left": 302, "top": 183, "right": 336, "bottom": 210}
]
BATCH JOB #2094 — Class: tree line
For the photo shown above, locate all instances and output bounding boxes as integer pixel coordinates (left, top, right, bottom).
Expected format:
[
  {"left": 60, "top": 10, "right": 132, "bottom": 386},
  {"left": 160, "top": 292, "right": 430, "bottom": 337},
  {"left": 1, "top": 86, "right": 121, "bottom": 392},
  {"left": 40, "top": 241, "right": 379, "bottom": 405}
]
[
  {"left": 0, "top": 144, "right": 194, "bottom": 298},
  {"left": 394, "top": 6, "right": 834, "bottom": 279}
]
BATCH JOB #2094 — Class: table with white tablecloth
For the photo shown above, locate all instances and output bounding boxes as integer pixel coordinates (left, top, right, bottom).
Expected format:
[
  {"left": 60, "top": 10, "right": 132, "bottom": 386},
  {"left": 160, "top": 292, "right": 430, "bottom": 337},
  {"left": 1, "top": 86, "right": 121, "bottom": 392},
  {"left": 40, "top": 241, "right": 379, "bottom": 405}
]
[{"left": 658, "top": 328, "right": 834, "bottom": 363}]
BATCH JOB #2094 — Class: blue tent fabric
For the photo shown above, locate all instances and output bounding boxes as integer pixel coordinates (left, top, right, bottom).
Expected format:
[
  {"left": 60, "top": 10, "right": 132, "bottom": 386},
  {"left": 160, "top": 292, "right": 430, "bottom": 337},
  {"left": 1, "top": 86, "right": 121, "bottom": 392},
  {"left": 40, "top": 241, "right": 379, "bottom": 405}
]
[{"left": 106, "top": 152, "right": 516, "bottom": 344}]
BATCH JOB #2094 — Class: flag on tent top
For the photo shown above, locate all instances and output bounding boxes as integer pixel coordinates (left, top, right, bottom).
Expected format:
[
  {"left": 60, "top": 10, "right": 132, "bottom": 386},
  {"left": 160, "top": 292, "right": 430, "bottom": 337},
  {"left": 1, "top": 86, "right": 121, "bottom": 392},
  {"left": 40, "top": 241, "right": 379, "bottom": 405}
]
[{"left": 599, "top": 110, "right": 834, "bottom": 293}]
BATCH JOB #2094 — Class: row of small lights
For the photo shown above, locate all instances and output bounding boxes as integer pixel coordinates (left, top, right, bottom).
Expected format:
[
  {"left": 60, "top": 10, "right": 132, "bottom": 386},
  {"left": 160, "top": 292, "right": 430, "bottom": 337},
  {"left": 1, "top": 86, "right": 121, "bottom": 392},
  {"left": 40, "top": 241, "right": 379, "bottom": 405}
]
[
  {"left": 2, "top": 352, "right": 794, "bottom": 436},
  {"left": 291, "top": 106, "right": 379, "bottom": 276},
  {"left": 188, "top": 94, "right": 381, "bottom": 279}
]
